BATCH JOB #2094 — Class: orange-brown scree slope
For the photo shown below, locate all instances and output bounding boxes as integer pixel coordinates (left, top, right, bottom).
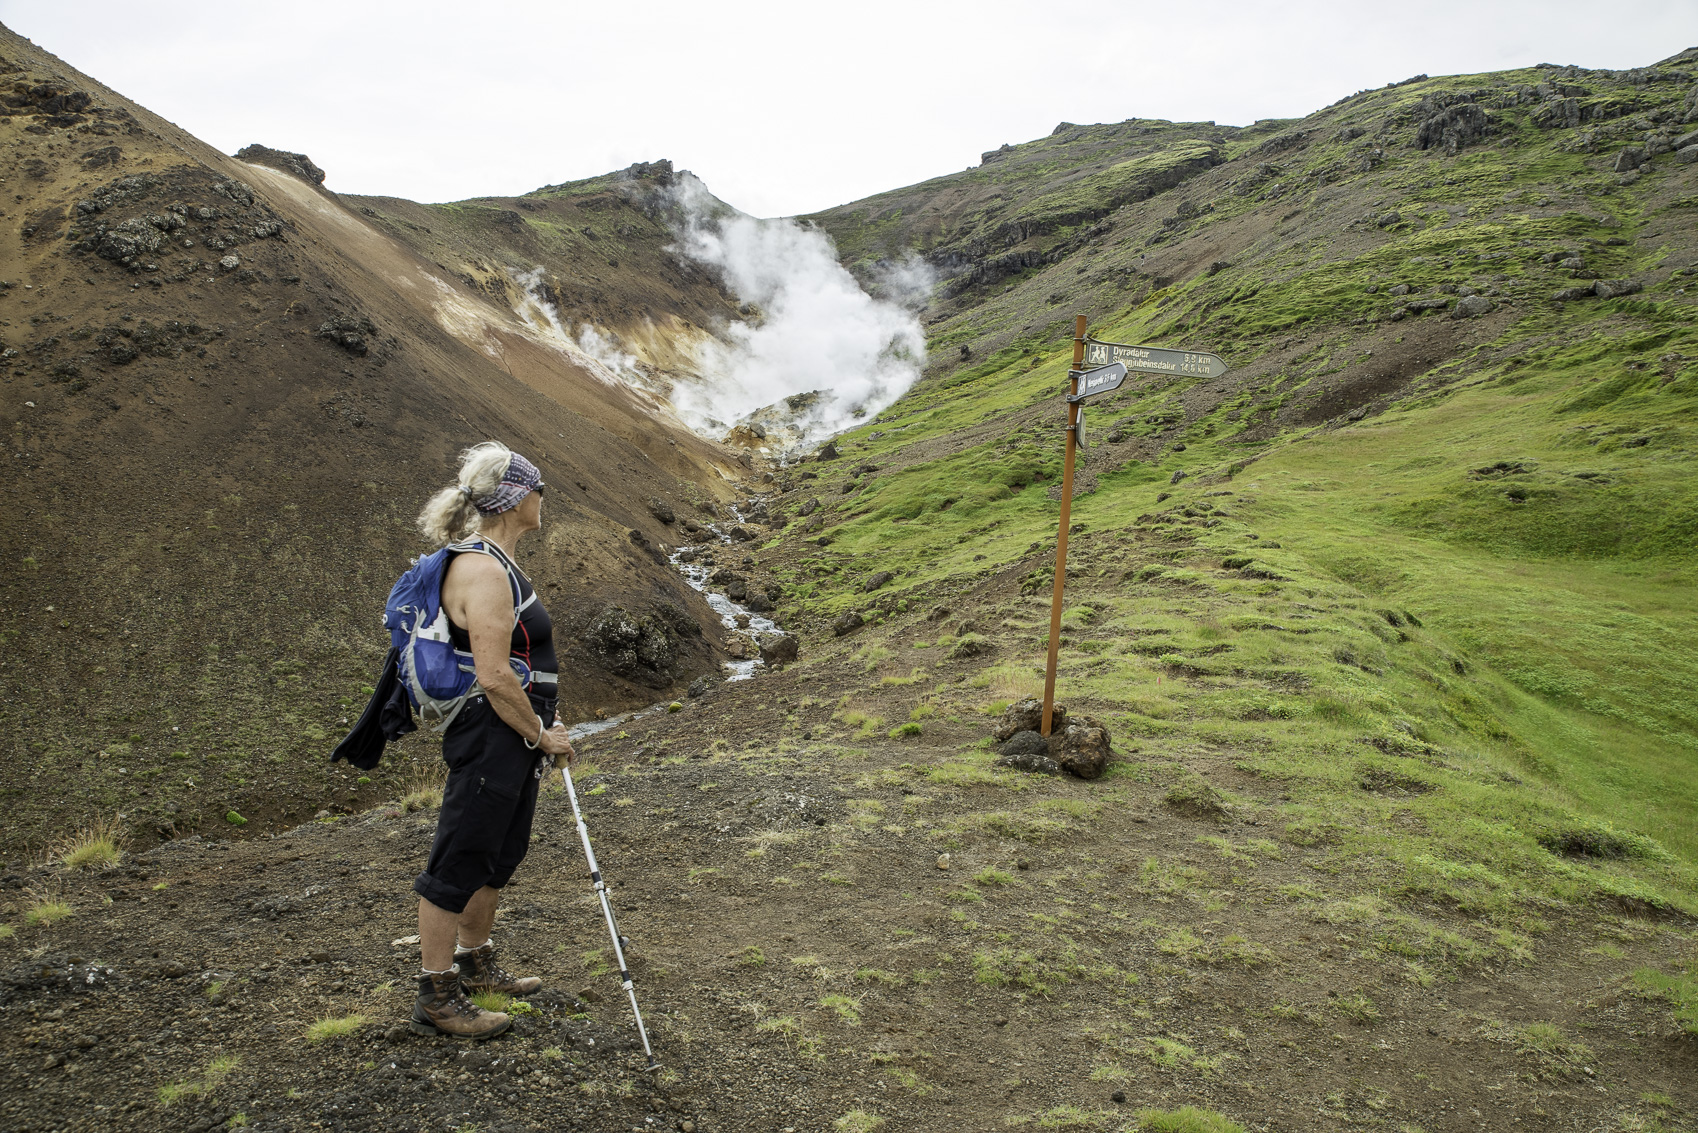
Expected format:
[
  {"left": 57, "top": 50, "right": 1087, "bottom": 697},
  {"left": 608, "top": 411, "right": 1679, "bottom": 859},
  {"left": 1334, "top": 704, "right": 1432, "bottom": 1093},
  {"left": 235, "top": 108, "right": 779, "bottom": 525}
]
[{"left": 0, "top": 22, "right": 753, "bottom": 856}]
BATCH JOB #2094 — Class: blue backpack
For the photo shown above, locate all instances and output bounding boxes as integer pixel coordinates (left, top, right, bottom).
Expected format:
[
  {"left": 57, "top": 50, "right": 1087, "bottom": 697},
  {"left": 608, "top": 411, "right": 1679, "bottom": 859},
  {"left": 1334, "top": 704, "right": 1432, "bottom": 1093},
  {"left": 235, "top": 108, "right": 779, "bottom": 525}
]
[{"left": 382, "top": 538, "right": 537, "bottom": 731}]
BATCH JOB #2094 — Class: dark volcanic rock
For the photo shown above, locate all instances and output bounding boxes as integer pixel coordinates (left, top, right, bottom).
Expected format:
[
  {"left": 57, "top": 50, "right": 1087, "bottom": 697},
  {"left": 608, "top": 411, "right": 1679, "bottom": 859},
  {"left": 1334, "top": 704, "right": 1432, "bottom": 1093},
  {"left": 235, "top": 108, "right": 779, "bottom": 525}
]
[
  {"left": 1054, "top": 717, "right": 1112, "bottom": 779},
  {"left": 758, "top": 633, "right": 798, "bottom": 668},
  {"left": 647, "top": 497, "right": 675, "bottom": 524},
  {"left": 1416, "top": 102, "right": 1490, "bottom": 155},
  {"left": 583, "top": 605, "right": 679, "bottom": 689},
  {"left": 831, "top": 610, "right": 864, "bottom": 637},
  {"left": 997, "top": 730, "right": 1050, "bottom": 758},
  {"left": 316, "top": 315, "right": 376, "bottom": 355},
  {"left": 992, "top": 698, "right": 1066, "bottom": 742},
  {"left": 1452, "top": 294, "right": 1494, "bottom": 319},
  {"left": 234, "top": 144, "right": 326, "bottom": 185},
  {"left": 996, "top": 748, "right": 1062, "bottom": 776},
  {"left": 864, "top": 571, "right": 894, "bottom": 593}
]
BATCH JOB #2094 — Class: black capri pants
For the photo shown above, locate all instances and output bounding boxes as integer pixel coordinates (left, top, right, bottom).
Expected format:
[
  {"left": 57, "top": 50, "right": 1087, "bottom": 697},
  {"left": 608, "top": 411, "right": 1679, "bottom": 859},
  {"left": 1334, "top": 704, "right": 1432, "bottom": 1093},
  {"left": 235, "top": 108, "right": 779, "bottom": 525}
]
[{"left": 413, "top": 693, "right": 553, "bottom": 915}]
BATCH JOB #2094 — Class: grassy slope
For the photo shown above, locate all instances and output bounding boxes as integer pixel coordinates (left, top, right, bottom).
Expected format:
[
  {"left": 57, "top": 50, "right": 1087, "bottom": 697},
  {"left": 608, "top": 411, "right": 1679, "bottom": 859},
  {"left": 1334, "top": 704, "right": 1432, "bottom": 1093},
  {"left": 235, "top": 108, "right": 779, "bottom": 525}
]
[{"left": 759, "top": 54, "right": 1698, "bottom": 994}]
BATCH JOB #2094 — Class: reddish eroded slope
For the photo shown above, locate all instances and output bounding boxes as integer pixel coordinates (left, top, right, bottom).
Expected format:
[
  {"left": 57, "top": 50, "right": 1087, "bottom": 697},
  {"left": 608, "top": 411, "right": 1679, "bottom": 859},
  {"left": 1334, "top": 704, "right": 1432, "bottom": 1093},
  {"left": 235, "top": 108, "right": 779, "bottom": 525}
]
[{"left": 0, "top": 22, "right": 747, "bottom": 855}]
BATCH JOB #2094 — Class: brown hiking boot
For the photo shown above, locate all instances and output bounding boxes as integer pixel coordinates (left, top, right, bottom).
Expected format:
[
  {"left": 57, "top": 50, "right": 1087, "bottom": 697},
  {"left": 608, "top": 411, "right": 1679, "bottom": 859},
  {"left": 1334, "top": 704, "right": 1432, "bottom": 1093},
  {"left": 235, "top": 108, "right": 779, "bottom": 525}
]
[
  {"left": 455, "top": 941, "right": 543, "bottom": 996},
  {"left": 410, "top": 967, "right": 511, "bottom": 1039}
]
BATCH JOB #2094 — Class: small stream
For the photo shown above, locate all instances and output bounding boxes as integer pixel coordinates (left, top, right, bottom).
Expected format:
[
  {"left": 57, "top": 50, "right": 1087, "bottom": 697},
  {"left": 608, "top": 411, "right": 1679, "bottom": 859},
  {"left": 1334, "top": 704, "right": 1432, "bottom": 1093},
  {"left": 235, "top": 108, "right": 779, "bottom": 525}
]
[{"left": 566, "top": 503, "right": 775, "bottom": 742}]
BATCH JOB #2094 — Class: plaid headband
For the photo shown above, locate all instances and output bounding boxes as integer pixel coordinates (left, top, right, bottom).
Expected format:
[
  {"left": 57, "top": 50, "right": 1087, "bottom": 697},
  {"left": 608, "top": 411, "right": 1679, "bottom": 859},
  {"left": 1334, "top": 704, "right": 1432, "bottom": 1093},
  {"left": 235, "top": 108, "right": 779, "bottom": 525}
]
[{"left": 468, "top": 451, "right": 542, "bottom": 515}]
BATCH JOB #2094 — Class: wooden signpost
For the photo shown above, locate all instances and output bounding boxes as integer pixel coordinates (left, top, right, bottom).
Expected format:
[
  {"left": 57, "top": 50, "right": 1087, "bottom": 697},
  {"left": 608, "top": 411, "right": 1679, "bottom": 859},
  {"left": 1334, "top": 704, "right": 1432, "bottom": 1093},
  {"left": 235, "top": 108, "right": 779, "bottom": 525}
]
[{"left": 1039, "top": 318, "right": 1228, "bottom": 736}]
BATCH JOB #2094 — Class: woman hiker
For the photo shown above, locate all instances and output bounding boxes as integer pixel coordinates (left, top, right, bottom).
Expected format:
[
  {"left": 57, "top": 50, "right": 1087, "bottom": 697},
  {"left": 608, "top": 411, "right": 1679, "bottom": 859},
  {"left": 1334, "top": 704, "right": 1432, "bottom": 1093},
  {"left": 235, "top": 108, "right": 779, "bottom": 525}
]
[{"left": 407, "top": 441, "right": 575, "bottom": 1039}]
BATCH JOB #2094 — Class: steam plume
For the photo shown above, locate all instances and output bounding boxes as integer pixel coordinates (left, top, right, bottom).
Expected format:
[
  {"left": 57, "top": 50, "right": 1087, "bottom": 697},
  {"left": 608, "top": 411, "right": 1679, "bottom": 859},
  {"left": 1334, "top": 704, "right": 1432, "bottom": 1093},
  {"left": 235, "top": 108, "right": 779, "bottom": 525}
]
[{"left": 667, "top": 174, "right": 931, "bottom": 449}]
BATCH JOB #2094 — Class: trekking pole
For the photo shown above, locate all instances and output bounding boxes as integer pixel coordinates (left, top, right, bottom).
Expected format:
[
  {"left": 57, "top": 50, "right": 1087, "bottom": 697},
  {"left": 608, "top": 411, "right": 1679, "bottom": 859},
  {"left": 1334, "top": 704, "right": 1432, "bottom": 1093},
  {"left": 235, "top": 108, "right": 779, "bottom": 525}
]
[{"left": 560, "top": 762, "right": 659, "bottom": 1070}]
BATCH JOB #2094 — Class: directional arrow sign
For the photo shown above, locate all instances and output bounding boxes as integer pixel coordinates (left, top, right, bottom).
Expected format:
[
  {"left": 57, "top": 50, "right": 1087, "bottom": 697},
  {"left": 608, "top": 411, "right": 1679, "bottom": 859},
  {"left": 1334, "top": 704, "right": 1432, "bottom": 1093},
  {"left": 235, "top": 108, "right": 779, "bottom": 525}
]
[
  {"left": 1083, "top": 337, "right": 1228, "bottom": 378},
  {"left": 1066, "top": 361, "right": 1127, "bottom": 402}
]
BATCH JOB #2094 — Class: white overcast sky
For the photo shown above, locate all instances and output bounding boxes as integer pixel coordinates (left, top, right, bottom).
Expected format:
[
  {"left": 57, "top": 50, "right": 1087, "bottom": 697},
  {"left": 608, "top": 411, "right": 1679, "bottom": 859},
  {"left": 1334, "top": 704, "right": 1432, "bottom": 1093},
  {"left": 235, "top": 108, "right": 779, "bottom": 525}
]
[{"left": 4, "top": 1, "right": 1692, "bottom": 217}]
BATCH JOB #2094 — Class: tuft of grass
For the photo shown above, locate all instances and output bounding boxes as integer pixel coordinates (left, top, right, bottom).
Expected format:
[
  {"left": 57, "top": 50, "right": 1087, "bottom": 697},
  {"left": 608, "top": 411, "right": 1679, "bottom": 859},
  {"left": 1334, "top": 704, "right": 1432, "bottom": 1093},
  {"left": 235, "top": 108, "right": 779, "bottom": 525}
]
[
  {"left": 397, "top": 760, "right": 444, "bottom": 815},
  {"left": 817, "top": 994, "right": 862, "bottom": 1025},
  {"left": 24, "top": 897, "right": 72, "bottom": 927},
  {"left": 1334, "top": 991, "right": 1382, "bottom": 1025},
  {"left": 159, "top": 1054, "right": 241, "bottom": 1106},
  {"left": 305, "top": 1014, "right": 369, "bottom": 1041},
  {"left": 739, "top": 946, "right": 766, "bottom": 968},
  {"left": 1135, "top": 1107, "right": 1248, "bottom": 1133},
  {"left": 1515, "top": 1021, "right": 1594, "bottom": 1065},
  {"left": 52, "top": 815, "right": 125, "bottom": 870},
  {"left": 974, "top": 867, "right": 1019, "bottom": 887},
  {"left": 834, "top": 1111, "right": 885, "bottom": 1133},
  {"left": 470, "top": 991, "right": 512, "bottom": 1013},
  {"left": 224, "top": 810, "right": 247, "bottom": 826},
  {"left": 887, "top": 721, "right": 923, "bottom": 738}
]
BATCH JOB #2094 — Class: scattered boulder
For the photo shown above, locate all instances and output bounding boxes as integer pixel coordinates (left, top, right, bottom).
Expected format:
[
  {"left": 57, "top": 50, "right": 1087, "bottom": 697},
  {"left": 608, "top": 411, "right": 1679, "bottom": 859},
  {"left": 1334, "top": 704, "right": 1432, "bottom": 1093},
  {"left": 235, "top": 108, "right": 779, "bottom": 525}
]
[
  {"left": 1678, "top": 145, "right": 1698, "bottom": 164},
  {"left": 1387, "top": 283, "right": 1410, "bottom": 297},
  {"left": 582, "top": 605, "right": 681, "bottom": 689},
  {"left": 831, "top": 610, "right": 864, "bottom": 637},
  {"left": 1593, "top": 279, "right": 1642, "bottom": 299},
  {"left": 687, "top": 675, "right": 716, "bottom": 698},
  {"left": 1053, "top": 717, "right": 1112, "bottom": 780},
  {"left": 998, "top": 730, "right": 1050, "bottom": 759},
  {"left": 815, "top": 441, "right": 841, "bottom": 462},
  {"left": 996, "top": 744, "right": 1062, "bottom": 776},
  {"left": 646, "top": 497, "right": 675, "bottom": 524},
  {"left": 1612, "top": 146, "right": 1645, "bottom": 173},
  {"left": 993, "top": 698, "right": 1067, "bottom": 743},
  {"left": 1452, "top": 294, "right": 1494, "bottom": 319},
  {"left": 627, "top": 528, "right": 667, "bottom": 565},
  {"left": 864, "top": 571, "right": 894, "bottom": 592},
  {"left": 799, "top": 497, "right": 820, "bottom": 517},
  {"left": 722, "top": 424, "right": 767, "bottom": 448},
  {"left": 316, "top": 315, "right": 376, "bottom": 355},
  {"left": 728, "top": 525, "right": 758, "bottom": 542},
  {"left": 758, "top": 633, "right": 798, "bottom": 668},
  {"left": 1169, "top": 470, "right": 1188, "bottom": 485},
  {"left": 1552, "top": 285, "right": 1595, "bottom": 301}
]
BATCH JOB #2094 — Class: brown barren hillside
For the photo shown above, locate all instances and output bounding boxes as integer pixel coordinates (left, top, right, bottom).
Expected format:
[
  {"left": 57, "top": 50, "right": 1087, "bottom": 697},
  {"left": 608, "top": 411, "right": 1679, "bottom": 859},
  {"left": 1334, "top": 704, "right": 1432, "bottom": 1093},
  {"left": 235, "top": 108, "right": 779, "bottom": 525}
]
[{"left": 0, "top": 22, "right": 755, "bottom": 855}]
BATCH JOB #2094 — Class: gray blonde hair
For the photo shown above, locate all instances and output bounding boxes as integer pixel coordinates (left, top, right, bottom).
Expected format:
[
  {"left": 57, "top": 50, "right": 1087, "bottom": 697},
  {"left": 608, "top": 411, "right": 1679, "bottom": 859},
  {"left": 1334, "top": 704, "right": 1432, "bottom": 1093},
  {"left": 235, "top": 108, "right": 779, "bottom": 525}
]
[{"left": 417, "top": 441, "right": 514, "bottom": 546}]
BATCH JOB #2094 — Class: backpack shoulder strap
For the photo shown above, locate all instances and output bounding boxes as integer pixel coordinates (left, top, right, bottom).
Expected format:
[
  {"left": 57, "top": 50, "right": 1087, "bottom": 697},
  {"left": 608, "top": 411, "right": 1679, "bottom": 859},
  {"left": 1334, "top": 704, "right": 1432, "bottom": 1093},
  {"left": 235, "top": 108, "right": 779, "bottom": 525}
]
[{"left": 447, "top": 538, "right": 529, "bottom": 624}]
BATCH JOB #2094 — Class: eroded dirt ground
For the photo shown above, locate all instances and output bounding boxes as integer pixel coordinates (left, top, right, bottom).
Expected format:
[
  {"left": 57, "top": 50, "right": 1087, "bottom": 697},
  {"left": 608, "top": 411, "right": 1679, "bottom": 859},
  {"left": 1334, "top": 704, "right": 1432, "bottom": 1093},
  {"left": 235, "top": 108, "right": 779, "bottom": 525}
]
[{"left": 4, "top": 646, "right": 1694, "bottom": 1133}]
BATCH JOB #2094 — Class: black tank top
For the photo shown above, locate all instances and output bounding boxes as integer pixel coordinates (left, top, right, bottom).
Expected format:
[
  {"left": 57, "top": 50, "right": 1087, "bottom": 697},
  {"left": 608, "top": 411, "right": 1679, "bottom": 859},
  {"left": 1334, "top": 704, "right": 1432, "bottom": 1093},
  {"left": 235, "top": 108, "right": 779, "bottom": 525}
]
[{"left": 445, "top": 542, "right": 557, "bottom": 679}]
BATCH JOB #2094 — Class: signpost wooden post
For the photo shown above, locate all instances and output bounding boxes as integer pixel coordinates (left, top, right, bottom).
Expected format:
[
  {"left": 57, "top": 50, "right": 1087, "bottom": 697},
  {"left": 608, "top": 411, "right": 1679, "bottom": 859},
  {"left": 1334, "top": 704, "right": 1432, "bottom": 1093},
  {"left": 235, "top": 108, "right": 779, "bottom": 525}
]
[
  {"left": 1039, "top": 321, "right": 1228, "bottom": 736},
  {"left": 1040, "top": 316, "right": 1088, "bottom": 736}
]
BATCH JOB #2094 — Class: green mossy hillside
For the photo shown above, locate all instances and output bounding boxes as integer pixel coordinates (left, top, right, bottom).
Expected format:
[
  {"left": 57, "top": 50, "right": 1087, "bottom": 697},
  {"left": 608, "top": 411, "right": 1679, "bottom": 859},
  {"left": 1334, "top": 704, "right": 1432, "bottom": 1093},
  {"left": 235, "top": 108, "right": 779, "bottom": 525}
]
[{"left": 760, "top": 48, "right": 1698, "bottom": 940}]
